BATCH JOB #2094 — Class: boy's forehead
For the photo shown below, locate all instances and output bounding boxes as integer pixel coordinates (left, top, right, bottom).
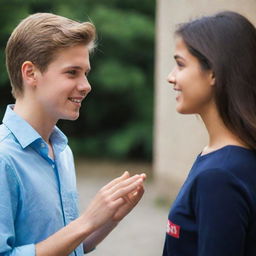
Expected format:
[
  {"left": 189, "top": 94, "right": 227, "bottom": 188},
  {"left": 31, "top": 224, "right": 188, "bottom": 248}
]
[{"left": 51, "top": 45, "right": 90, "bottom": 69}]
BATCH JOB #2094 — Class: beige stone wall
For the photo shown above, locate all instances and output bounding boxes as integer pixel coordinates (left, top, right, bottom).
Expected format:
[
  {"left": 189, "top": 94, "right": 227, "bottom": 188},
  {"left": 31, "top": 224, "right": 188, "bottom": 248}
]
[{"left": 154, "top": 0, "right": 256, "bottom": 200}]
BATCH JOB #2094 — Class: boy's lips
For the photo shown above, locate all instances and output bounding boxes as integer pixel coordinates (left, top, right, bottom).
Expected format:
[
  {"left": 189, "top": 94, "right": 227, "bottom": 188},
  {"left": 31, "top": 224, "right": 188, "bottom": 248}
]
[{"left": 68, "top": 97, "right": 84, "bottom": 103}]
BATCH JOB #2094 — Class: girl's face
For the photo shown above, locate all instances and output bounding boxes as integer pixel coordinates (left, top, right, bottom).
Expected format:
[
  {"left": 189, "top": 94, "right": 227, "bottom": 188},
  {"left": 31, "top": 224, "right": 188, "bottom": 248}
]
[{"left": 167, "top": 37, "right": 215, "bottom": 116}]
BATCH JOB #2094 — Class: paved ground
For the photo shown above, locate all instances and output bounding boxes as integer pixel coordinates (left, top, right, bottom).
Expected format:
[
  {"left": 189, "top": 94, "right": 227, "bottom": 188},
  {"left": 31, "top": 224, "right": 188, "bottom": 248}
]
[{"left": 76, "top": 159, "right": 169, "bottom": 256}]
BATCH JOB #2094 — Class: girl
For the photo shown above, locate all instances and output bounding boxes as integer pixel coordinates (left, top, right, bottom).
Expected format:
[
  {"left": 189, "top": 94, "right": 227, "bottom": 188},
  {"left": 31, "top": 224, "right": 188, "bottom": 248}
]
[{"left": 163, "top": 11, "right": 256, "bottom": 256}]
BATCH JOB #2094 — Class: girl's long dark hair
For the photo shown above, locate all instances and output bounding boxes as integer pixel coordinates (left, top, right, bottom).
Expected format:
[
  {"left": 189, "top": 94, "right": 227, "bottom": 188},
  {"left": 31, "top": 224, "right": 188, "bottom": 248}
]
[{"left": 176, "top": 11, "right": 256, "bottom": 150}]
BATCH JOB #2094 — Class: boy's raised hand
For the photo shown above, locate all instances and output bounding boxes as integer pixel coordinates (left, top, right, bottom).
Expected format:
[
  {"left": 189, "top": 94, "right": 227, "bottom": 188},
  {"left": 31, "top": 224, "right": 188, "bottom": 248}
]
[
  {"left": 113, "top": 172, "right": 146, "bottom": 221},
  {"left": 81, "top": 171, "right": 146, "bottom": 232}
]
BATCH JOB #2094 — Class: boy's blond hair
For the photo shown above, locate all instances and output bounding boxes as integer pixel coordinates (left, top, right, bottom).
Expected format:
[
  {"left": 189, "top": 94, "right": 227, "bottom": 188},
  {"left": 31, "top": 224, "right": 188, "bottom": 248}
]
[{"left": 5, "top": 13, "right": 96, "bottom": 98}]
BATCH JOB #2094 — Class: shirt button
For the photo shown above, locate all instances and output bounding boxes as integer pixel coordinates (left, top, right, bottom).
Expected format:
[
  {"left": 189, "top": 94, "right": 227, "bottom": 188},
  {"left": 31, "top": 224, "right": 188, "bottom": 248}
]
[
  {"left": 41, "top": 143, "right": 45, "bottom": 147},
  {"left": 52, "top": 164, "right": 55, "bottom": 168}
]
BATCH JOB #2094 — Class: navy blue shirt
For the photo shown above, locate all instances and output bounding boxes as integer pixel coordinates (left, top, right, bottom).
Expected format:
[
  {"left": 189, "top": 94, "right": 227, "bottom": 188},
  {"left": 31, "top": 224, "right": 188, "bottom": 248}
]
[{"left": 163, "top": 145, "right": 256, "bottom": 256}]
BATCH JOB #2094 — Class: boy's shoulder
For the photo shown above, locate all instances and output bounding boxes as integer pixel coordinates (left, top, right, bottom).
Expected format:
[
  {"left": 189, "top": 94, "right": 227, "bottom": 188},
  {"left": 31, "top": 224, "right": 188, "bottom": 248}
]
[
  {"left": 0, "top": 123, "right": 19, "bottom": 159},
  {"left": 0, "top": 124, "right": 15, "bottom": 166},
  {"left": 0, "top": 123, "right": 12, "bottom": 143}
]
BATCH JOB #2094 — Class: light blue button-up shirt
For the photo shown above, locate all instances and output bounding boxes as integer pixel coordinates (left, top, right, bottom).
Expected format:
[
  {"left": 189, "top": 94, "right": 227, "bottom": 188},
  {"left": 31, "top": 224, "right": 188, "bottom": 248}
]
[{"left": 0, "top": 105, "right": 84, "bottom": 256}]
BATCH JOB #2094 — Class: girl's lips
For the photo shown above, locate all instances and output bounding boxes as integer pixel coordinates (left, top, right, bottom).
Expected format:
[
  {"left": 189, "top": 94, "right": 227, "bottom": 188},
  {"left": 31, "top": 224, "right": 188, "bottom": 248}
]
[{"left": 174, "top": 89, "right": 182, "bottom": 101}]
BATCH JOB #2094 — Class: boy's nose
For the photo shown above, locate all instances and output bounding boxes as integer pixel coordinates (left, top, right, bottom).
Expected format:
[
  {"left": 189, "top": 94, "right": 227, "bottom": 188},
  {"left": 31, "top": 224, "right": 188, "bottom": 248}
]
[{"left": 78, "top": 77, "right": 91, "bottom": 94}]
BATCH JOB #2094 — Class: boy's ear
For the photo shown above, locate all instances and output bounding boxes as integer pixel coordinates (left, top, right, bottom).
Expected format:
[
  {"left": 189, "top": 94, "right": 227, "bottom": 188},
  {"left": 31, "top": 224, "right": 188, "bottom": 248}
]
[{"left": 21, "top": 61, "right": 38, "bottom": 87}]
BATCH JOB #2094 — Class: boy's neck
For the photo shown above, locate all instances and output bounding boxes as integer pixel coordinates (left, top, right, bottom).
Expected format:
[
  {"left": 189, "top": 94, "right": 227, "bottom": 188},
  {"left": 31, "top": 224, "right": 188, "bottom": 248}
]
[{"left": 13, "top": 99, "right": 56, "bottom": 143}]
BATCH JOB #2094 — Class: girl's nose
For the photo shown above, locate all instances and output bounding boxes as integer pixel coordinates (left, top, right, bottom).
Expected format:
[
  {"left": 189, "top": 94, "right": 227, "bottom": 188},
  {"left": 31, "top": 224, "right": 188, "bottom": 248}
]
[{"left": 167, "top": 69, "right": 176, "bottom": 84}]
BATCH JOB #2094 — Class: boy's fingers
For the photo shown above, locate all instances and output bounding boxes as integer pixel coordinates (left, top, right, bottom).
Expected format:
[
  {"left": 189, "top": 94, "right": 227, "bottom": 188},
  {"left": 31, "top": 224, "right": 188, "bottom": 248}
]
[
  {"left": 111, "top": 177, "right": 143, "bottom": 200},
  {"left": 134, "top": 185, "right": 145, "bottom": 200},
  {"left": 140, "top": 173, "right": 147, "bottom": 181},
  {"left": 107, "top": 174, "right": 141, "bottom": 194},
  {"left": 111, "top": 197, "right": 125, "bottom": 208},
  {"left": 101, "top": 171, "right": 130, "bottom": 191},
  {"left": 100, "top": 172, "right": 145, "bottom": 200}
]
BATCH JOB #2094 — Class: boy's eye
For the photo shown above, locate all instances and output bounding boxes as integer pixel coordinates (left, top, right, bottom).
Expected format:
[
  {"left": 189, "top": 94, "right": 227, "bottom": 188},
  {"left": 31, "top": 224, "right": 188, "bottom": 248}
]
[{"left": 67, "top": 70, "right": 77, "bottom": 75}]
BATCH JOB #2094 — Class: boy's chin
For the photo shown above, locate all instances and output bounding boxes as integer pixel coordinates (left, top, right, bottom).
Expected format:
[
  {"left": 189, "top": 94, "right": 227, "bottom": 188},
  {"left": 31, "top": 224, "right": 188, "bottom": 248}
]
[{"left": 62, "top": 114, "right": 80, "bottom": 121}]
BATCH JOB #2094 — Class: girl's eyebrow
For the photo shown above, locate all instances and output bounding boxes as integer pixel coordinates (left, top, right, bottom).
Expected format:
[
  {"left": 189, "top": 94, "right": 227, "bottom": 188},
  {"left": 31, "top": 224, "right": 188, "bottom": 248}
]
[{"left": 174, "top": 55, "right": 185, "bottom": 61}]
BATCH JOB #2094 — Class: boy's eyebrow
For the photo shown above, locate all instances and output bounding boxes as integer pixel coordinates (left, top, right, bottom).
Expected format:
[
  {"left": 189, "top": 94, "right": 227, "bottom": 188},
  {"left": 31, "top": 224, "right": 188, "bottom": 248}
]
[{"left": 64, "top": 65, "right": 91, "bottom": 72}]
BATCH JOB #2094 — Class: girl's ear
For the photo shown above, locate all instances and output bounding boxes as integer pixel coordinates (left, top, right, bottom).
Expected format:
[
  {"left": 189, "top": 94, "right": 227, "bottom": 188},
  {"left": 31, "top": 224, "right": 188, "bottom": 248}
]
[
  {"left": 210, "top": 71, "right": 216, "bottom": 86},
  {"left": 21, "top": 61, "right": 37, "bottom": 87}
]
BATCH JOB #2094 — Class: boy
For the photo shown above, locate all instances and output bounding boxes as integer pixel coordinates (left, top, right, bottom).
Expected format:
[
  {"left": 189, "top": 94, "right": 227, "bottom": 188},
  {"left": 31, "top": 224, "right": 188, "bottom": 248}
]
[{"left": 0, "top": 13, "right": 146, "bottom": 256}]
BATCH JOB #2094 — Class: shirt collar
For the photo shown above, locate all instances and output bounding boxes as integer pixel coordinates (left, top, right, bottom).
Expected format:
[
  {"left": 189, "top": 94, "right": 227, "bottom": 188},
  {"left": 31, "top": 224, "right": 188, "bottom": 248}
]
[
  {"left": 50, "top": 126, "right": 68, "bottom": 153},
  {"left": 2, "top": 104, "right": 68, "bottom": 151}
]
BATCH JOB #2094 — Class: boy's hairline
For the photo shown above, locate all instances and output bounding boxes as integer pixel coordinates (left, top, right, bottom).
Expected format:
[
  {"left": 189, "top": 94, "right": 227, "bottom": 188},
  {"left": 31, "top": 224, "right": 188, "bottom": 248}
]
[{"left": 6, "top": 12, "right": 96, "bottom": 99}]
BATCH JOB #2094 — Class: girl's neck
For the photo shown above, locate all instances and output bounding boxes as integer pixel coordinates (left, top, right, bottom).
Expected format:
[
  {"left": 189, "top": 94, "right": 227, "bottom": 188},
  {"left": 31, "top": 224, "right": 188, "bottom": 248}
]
[{"left": 200, "top": 104, "right": 248, "bottom": 155}]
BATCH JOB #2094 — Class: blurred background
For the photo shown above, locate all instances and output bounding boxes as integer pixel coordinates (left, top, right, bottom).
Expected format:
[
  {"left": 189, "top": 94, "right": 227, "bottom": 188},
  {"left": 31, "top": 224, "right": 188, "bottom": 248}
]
[
  {"left": 0, "top": 0, "right": 155, "bottom": 161},
  {"left": 1, "top": 0, "right": 256, "bottom": 255},
  {"left": 0, "top": 0, "right": 164, "bottom": 255}
]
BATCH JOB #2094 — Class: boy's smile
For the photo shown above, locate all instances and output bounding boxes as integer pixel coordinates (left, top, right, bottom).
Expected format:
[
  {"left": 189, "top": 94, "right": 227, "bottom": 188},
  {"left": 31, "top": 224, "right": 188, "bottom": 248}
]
[{"left": 68, "top": 97, "right": 84, "bottom": 104}]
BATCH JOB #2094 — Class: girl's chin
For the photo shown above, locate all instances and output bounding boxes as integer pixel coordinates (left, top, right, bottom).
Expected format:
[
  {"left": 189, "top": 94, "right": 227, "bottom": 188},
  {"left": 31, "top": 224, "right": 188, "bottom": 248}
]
[
  {"left": 176, "top": 105, "right": 190, "bottom": 115},
  {"left": 176, "top": 104, "right": 184, "bottom": 114}
]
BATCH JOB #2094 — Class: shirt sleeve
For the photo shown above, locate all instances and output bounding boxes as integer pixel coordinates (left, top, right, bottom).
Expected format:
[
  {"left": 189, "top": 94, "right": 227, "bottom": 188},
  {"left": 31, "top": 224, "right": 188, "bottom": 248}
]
[
  {"left": 0, "top": 159, "right": 36, "bottom": 256},
  {"left": 193, "top": 168, "right": 252, "bottom": 256}
]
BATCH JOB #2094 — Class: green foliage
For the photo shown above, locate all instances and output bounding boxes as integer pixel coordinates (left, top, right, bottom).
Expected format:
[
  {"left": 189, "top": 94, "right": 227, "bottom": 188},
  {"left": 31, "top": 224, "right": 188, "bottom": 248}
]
[{"left": 0, "top": 0, "right": 155, "bottom": 160}]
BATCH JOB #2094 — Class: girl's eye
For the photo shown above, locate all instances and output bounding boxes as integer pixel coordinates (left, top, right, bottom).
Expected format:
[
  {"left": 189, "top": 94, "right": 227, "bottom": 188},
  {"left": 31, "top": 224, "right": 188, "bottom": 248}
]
[{"left": 177, "top": 62, "right": 184, "bottom": 68}]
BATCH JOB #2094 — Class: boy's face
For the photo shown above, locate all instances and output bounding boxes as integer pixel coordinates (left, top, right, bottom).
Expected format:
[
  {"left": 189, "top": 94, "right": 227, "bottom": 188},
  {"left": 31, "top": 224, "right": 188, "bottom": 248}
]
[{"left": 34, "top": 44, "right": 91, "bottom": 122}]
